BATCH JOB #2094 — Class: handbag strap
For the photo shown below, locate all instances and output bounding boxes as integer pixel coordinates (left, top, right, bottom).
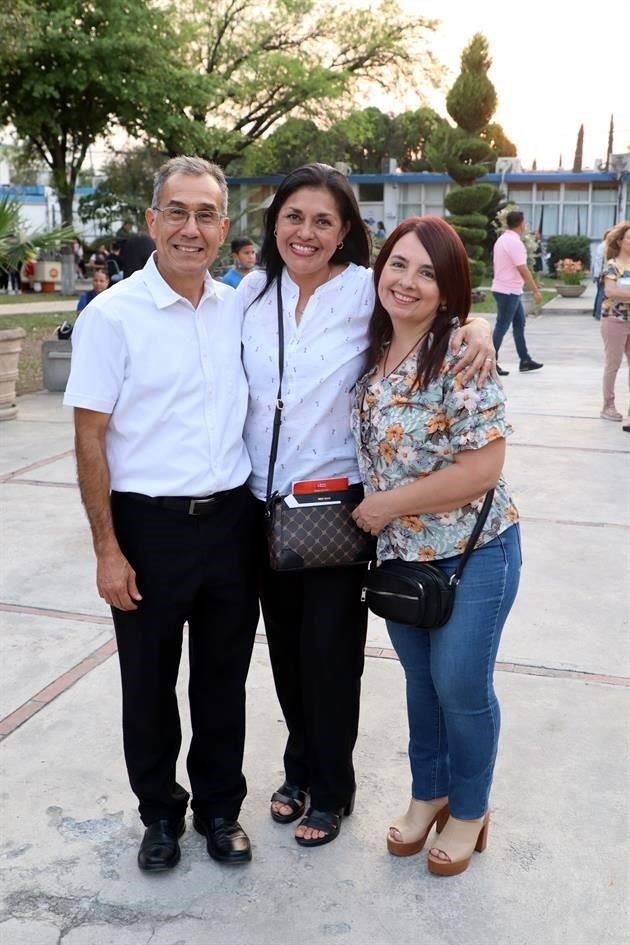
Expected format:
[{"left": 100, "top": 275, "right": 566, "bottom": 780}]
[
  {"left": 449, "top": 488, "right": 494, "bottom": 586},
  {"left": 265, "top": 278, "right": 285, "bottom": 504}
]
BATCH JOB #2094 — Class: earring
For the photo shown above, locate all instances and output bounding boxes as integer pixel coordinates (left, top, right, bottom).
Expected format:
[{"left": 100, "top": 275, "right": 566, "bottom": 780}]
[
  {"left": 337, "top": 240, "right": 344, "bottom": 251},
  {"left": 438, "top": 303, "right": 447, "bottom": 313}
]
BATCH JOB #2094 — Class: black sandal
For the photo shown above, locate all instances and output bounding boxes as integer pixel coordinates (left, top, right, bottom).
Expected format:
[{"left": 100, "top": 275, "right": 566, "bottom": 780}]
[
  {"left": 270, "top": 782, "right": 308, "bottom": 824},
  {"left": 294, "top": 795, "right": 355, "bottom": 848}
]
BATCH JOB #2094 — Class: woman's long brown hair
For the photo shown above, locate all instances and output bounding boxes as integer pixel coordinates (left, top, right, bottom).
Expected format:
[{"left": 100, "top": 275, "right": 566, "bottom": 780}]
[{"left": 368, "top": 216, "right": 472, "bottom": 389}]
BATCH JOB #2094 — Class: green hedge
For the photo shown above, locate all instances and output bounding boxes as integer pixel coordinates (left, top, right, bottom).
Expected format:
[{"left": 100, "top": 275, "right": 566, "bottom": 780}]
[{"left": 546, "top": 235, "right": 591, "bottom": 275}]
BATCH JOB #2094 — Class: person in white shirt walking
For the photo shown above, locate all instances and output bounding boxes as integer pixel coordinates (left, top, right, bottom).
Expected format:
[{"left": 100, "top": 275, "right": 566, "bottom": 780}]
[
  {"left": 239, "top": 163, "right": 496, "bottom": 848},
  {"left": 491, "top": 210, "right": 543, "bottom": 376},
  {"left": 64, "top": 157, "right": 259, "bottom": 872}
]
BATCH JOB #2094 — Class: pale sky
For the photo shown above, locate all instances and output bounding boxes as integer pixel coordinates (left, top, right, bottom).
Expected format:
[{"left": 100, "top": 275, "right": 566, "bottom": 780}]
[{"left": 379, "top": 0, "right": 630, "bottom": 170}]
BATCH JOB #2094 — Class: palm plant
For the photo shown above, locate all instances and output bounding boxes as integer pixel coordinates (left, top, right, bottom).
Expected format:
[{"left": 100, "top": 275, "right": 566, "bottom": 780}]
[{"left": 0, "top": 194, "right": 75, "bottom": 273}]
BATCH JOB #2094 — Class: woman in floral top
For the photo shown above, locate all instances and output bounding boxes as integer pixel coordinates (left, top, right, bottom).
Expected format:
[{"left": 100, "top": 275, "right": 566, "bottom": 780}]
[
  {"left": 351, "top": 216, "right": 521, "bottom": 877},
  {"left": 600, "top": 221, "right": 630, "bottom": 428}
]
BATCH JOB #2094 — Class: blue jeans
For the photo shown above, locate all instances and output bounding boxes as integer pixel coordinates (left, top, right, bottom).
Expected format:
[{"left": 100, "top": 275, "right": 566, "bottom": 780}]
[
  {"left": 386, "top": 524, "right": 521, "bottom": 820},
  {"left": 492, "top": 292, "right": 529, "bottom": 361}
]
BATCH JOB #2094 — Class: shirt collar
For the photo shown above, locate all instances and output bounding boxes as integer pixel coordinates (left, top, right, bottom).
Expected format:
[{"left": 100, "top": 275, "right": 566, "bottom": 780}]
[{"left": 142, "top": 252, "right": 219, "bottom": 309}]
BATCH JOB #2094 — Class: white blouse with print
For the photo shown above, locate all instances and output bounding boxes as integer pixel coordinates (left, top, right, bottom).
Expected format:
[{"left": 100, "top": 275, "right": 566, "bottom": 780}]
[{"left": 238, "top": 264, "right": 374, "bottom": 499}]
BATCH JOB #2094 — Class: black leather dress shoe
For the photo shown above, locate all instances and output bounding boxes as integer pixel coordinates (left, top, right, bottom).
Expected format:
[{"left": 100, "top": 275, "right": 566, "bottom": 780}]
[
  {"left": 193, "top": 813, "right": 252, "bottom": 864},
  {"left": 137, "top": 818, "right": 185, "bottom": 872},
  {"left": 496, "top": 364, "right": 509, "bottom": 376}
]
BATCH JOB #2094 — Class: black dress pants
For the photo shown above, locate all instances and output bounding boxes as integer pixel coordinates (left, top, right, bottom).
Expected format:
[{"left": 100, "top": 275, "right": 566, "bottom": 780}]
[
  {"left": 111, "top": 487, "right": 259, "bottom": 826},
  {"left": 256, "top": 504, "right": 368, "bottom": 812}
]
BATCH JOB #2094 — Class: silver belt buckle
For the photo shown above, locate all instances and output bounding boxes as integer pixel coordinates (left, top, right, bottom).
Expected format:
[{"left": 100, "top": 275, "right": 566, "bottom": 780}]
[{"left": 188, "top": 496, "right": 215, "bottom": 515}]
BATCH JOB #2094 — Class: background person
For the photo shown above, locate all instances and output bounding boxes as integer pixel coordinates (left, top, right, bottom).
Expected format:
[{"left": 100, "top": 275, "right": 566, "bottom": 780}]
[
  {"left": 491, "top": 210, "right": 543, "bottom": 376},
  {"left": 237, "top": 163, "right": 495, "bottom": 849},
  {"left": 221, "top": 236, "right": 257, "bottom": 287},
  {"left": 119, "top": 232, "right": 156, "bottom": 278},
  {"left": 76, "top": 268, "right": 110, "bottom": 312},
  {"left": 64, "top": 156, "right": 259, "bottom": 873},
  {"left": 105, "top": 241, "right": 124, "bottom": 283},
  {"left": 88, "top": 244, "right": 107, "bottom": 269},
  {"left": 533, "top": 230, "right": 544, "bottom": 277},
  {"left": 591, "top": 229, "right": 610, "bottom": 321},
  {"left": 351, "top": 215, "right": 521, "bottom": 877},
  {"left": 600, "top": 221, "right": 630, "bottom": 425}
]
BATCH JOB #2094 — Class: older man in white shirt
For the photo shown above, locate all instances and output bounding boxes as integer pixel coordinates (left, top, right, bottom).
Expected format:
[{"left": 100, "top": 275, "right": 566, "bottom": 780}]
[{"left": 64, "top": 157, "right": 258, "bottom": 872}]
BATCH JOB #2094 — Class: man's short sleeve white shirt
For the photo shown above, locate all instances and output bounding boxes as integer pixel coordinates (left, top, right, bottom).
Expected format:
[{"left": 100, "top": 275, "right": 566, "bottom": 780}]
[{"left": 64, "top": 254, "right": 251, "bottom": 496}]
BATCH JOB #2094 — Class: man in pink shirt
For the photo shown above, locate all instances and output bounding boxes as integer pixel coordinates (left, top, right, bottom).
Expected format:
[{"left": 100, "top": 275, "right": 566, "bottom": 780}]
[{"left": 492, "top": 210, "right": 543, "bottom": 375}]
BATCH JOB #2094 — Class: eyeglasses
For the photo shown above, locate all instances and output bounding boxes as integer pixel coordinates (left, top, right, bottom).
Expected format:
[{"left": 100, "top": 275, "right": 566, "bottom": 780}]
[{"left": 152, "top": 207, "right": 225, "bottom": 228}]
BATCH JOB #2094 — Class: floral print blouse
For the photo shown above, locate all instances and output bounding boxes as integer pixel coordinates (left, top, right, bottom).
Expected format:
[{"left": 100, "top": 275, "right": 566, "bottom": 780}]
[
  {"left": 351, "top": 344, "right": 519, "bottom": 563},
  {"left": 602, "top": 258, "right": 630, "bottom": 320}
]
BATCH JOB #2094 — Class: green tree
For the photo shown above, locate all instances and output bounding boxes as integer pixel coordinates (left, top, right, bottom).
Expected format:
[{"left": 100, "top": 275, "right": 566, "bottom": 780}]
[
  {"left": 605, "top": 114, "right": 614, "bottom": 169},
  {"left": 389, "top": 108, "right": 447, "bottom": 171},
  {"left": 169, "top": 0, "right": 442, "bottom": 165},
  {"left": 0, "top": 0, "right": 211, "bottom": 224},
  {"left": 1, "top": 0, "right": 441, "bottom": 221},
  {"left": 78, "top": 147, "right": 165, "bottom": 232},
  {"left": 240, "top": 119, "right": 334, "bottom": 175},
  {"left": 327, "top": 108, "right": 394, "bottom": 173},
  {"left": 572, "top": 124, "right": 584, "bottom": 172}
]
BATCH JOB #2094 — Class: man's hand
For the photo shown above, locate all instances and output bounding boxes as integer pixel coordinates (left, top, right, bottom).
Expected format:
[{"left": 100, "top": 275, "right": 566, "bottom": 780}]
[
  {"left": 451, "top": 318, "right": 495, "bottom": 387},
  {"left": 532, "top": 286, "right": 542, "bottom": 305},
  {"left": 97, "top": 547, "right": 142, "bottom": 611},
  {"left": 352, "top": 492, "right": 395, "bottom": 536}
]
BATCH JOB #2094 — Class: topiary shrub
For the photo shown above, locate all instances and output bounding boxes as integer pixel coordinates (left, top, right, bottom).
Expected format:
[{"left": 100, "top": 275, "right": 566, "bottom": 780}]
[
  {"left": 444, "top": 184, "right": 496, "bottom": 216},
  {"left": 546, "top": 235, "right": 591, "bottom": 275},
  {"left": 445, "top": 212, "right": 488, "bottom": 230}
]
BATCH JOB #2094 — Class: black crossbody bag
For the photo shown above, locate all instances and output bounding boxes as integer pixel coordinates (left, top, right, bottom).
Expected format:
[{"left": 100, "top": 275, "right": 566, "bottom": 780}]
[
  {"left": 264, "top": 281, "right": 376, "bottom": 571},
  {"left": 361, "top": 489, "right": 494, "bottom": 629}
]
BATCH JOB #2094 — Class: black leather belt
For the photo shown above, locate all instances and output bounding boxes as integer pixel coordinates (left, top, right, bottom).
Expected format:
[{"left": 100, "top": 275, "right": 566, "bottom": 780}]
[{"left": 114, "top": 486, "right": 242, "bottom": 516}]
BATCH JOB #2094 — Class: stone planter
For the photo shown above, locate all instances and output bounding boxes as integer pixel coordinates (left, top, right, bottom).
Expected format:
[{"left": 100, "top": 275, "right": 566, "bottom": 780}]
[
  {"left": 555, "top": 284, "right": 586, "bottom": 298},
  {"left": 0, "top": 327, "right": 26, "bottom": 421}
]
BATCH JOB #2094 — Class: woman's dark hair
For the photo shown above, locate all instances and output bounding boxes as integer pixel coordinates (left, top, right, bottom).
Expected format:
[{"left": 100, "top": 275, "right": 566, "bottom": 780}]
[
  {"left": 368, "top": 216, "right": 471, "bottom": 389},
  {"left": 254, "top": 163, "right": 370, "bottom": 303},
  {"left": 231, "top": 236, "right": 254, "bottom": 253}
]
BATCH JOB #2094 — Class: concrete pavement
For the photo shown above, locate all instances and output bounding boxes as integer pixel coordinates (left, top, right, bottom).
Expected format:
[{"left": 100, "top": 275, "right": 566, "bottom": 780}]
[{"left": 0, "top": 296, "right": 628, "bottom": 945}]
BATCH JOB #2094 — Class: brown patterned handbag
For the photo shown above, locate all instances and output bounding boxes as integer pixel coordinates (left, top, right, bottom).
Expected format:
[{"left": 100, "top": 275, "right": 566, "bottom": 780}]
[{"left": 264, "top": 281, "right": 375, "bottom": 571}]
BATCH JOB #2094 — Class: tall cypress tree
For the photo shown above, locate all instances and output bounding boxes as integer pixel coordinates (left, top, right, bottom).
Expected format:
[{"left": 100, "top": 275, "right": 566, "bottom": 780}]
[
  {"left": 572, "top": 124, "right": 584, "bottom": 172},
  {"left": 606, "top": 115, "right": 614, "bottom": 170}
]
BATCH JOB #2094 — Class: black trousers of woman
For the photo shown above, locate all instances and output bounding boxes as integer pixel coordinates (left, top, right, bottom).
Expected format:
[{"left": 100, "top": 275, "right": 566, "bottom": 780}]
[
  {"left": 256, "top": 504, "right": 368, "bottom": 812},
  {"left": 111, "top": 487, "right": 259, "bottom": 827}
]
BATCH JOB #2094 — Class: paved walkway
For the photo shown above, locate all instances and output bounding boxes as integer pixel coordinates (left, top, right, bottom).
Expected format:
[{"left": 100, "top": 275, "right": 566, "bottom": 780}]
[
  {"left": 0, "top": 282, "right": 597, "bottom": 319},
  {"left": 0, "top": 300, "right": 628, "bottom": 944},
  {"left": 0, "top": 298, "right": 78, "bottom": 316}
]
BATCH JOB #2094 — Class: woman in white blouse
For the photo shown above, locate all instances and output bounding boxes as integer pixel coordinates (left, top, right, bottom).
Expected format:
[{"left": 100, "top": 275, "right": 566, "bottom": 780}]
[{"left": 237, "top": 164, "right": 494, "bottom": 847}]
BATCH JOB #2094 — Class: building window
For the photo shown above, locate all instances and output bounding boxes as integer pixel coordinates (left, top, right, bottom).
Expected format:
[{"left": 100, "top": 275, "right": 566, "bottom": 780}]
[{"left": 358, "top": 183, "right": 383, "bottom": 202}]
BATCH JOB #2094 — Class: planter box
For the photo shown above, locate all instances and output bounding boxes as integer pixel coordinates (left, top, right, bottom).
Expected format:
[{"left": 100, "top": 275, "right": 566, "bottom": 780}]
[
  {"left": 0, "top": 327, "right": 26, "bottom": 421},
  {"left": 41, "top": 339, "right": 72, "bottom": 392},
  {"left": 555, "top": 284, "right": 586, "bottom": 298}
]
